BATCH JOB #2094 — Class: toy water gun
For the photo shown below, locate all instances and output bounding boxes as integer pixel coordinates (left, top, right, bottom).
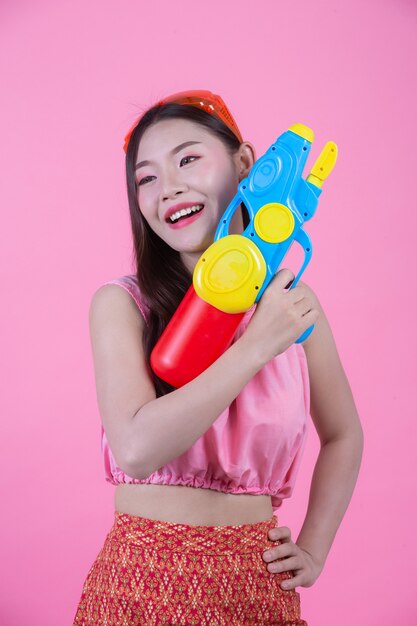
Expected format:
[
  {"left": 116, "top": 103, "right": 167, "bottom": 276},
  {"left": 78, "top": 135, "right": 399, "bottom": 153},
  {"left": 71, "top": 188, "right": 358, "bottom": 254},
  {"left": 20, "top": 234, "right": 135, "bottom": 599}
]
[{"left": 151, "top": 124, "right": 338, "bottom": 388}]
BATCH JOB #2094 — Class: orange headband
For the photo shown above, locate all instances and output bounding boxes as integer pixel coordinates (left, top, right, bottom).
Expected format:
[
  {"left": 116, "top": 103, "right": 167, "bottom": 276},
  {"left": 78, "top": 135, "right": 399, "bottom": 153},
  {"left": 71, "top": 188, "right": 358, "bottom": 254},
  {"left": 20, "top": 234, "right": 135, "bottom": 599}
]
[{"left": 123, "top": 89, "right": 243, "bottom": 153}]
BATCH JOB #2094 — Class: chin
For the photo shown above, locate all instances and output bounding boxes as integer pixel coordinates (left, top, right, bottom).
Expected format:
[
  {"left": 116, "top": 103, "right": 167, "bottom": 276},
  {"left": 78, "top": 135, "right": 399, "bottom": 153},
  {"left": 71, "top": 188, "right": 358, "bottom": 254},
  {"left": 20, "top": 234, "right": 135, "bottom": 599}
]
[{"left": 173, "top": 231, "right": 215, "bottom": 254}]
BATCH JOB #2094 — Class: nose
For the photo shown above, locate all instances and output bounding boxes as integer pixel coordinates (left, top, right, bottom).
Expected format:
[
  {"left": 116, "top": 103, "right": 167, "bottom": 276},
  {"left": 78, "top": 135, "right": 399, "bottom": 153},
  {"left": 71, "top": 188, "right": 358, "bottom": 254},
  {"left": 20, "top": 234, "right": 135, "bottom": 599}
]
[{"left": 161, "top": 167, "right": 188, "bottom": 201}]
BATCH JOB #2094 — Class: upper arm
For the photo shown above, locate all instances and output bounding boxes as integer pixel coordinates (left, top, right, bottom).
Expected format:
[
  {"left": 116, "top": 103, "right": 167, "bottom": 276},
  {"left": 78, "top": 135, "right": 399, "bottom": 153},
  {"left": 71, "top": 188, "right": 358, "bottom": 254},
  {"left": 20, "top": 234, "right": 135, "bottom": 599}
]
[
  {"left": 89, "top": 284, "right": 156, "bottom": 472},
  {"left": 298, "top": 281, "right": 364, "bottom": 446}
]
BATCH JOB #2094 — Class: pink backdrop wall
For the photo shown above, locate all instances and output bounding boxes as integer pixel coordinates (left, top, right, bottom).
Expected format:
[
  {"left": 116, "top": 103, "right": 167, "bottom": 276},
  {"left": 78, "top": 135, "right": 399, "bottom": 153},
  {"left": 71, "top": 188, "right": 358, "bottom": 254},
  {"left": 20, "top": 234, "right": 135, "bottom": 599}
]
[{"left": 1, "top": 1, "right": 416, "bottom": 624}]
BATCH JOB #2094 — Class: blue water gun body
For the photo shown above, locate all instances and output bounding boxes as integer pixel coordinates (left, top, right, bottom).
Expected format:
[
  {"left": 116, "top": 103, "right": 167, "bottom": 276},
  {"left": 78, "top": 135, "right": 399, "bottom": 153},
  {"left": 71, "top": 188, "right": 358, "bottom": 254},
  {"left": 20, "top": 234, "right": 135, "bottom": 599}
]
[
  {"left": 151, "top": 124, "right": 338, "bottom": 387},
  {"left": 193, "top": 123, "right": 338, "bottom": 342}
]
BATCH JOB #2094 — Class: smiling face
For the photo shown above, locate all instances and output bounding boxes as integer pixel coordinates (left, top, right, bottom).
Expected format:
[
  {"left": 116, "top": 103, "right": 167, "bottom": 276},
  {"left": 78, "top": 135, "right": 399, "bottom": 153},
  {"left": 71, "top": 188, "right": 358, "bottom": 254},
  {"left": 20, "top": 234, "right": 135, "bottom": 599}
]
[{"left": 134, "top": 118, "right": 245, "bottom": 271}]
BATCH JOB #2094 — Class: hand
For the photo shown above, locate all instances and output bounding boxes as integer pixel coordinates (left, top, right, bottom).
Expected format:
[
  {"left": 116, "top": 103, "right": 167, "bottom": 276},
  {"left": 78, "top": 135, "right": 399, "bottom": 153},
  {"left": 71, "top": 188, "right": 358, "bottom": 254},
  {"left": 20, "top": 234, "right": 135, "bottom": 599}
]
[
  {"left": 242, "top": 268, "right": 319, "bottom": 365},
  {"left": 262, "top": 526, "right": 324, "bottom": 590}
]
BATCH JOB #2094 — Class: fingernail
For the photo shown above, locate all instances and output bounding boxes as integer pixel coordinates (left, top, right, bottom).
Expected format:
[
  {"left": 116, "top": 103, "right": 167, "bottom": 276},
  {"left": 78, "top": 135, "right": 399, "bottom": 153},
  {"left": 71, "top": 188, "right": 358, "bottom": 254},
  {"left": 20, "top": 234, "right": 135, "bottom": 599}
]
[{"left": 285, "top": 279, "right": 294, "bottom": 289}]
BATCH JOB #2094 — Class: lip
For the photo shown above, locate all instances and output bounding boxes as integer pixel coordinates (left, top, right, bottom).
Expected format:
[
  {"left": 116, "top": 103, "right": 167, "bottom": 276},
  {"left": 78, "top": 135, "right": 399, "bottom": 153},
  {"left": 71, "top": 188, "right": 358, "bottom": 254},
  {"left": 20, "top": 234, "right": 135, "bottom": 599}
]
[
  {"left": 167, "top": 209, "right": 205, "bottom": 230},
  {"left": 164, "top": 202, "right": 205, "bottom": 222}
]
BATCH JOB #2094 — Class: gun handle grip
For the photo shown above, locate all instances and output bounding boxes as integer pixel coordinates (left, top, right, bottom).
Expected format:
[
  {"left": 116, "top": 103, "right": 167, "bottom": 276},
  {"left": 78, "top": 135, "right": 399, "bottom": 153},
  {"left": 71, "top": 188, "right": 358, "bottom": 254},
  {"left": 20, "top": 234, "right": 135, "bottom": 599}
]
[{"left": 295, "top": 324, "right": 314, "bottom": 344}]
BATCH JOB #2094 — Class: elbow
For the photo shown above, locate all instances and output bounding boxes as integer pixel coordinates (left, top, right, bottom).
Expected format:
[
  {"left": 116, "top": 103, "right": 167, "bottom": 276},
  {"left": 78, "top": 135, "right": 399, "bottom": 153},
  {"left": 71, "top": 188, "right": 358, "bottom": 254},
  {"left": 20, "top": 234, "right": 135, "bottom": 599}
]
[
  {"left": 121, "top": 446, "right": 155, "bottom": 481},
  {"left": 347, "top": 423, "right": 365, "bottom": 457},
  {"left": 320, "top": 418, "right": 364, "bottom": 459},
  {"left": 111, "top": 441, "right": 146, "bottom": 481},
  {"left": 121, "top": 455, "right": 149, "bottom": 481},
  {"left": 115, "top": 413, "right": 159, "bottom": 480},
  {"left": 357, "top": 423, "right": 365, "bottom": 464},
  {"left": 350, "top": 417, "right": 365, "bottom": 458},
  {"left": 348, "top": 425, "right": 365, "bottom": 477},
  {"left": 329, "top": 421, "right": 365, "bottom": 467},
  {"left": 348, "top": 425, "right": 364, "bottom": 474}
]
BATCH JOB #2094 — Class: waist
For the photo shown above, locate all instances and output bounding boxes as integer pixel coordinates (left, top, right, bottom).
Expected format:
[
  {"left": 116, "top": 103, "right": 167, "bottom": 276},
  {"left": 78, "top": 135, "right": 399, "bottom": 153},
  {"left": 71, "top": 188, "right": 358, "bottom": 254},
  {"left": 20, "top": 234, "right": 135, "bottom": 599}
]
[
  {"left": 110, "top": 510, "right": 278, "bottom": 554},
  {"left": 115, "top": 483, "right": 274, "bottom": 526}
]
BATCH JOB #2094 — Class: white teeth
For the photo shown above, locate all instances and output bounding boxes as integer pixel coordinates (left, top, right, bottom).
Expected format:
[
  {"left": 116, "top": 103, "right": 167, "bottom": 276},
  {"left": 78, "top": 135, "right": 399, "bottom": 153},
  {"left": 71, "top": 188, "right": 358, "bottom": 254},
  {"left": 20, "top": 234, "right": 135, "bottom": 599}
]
[{"left": 168, "top": 204, "right": 204, "bottom": 222}]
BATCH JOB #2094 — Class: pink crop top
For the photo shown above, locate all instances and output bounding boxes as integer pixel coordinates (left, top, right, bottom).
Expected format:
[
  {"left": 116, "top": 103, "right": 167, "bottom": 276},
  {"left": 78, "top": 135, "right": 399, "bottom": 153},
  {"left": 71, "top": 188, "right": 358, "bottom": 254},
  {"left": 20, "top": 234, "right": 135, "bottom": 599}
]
[{"left": 100, "top": 275, "right": 311, "bottom": 515}]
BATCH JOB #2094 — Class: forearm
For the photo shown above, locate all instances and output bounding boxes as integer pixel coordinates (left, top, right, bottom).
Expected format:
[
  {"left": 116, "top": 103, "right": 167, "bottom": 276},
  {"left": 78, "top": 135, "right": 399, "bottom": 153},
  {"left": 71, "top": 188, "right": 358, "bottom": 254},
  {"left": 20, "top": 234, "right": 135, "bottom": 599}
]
[
  {"left": 295, "top": 430, "right": 364, "bottom": 568},
  {"left": 127, "top": 335, "right": 264, "bottom": 479}
]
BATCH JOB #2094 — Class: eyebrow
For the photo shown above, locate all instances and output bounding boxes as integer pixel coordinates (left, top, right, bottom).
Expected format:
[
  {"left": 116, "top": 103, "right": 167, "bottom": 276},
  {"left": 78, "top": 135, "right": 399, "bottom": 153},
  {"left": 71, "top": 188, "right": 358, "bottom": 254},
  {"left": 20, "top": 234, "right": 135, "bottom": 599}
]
[{"left": 135, "top": 141, "right": 202, "bottom": 170}]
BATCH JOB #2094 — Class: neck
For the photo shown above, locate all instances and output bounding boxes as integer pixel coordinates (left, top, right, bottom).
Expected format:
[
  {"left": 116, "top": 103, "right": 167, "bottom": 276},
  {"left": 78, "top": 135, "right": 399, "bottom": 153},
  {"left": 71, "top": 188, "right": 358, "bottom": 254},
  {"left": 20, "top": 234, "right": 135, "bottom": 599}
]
[{"left": 180, "top": 250, "right": 201, "bottom": 274}]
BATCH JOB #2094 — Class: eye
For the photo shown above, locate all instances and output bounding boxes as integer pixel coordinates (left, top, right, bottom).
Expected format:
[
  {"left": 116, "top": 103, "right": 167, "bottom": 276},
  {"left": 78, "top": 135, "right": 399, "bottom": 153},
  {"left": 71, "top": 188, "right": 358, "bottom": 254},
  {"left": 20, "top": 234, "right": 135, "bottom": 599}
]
[
  {"left": 137, "top": 175, "right": 156, "bottom": 186},
  {"left": 180, "top": 155, "right": 200, "bottom": 166}
]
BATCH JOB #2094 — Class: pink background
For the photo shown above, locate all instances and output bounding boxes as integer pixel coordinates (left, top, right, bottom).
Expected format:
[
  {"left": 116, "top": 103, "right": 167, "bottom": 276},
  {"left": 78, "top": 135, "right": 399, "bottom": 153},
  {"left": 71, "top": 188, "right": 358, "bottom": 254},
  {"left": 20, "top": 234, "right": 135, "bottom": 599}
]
[{"left": 1, "top": 1, "right": 416, "bottom": 624}]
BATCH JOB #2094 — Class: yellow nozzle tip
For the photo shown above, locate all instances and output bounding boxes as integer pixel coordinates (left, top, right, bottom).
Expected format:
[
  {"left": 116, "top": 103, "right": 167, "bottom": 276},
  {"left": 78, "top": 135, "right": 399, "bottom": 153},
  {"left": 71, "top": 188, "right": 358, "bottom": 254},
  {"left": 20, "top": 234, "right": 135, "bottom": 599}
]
[{"left": 288, "top": 124, "right": 314, "bottom": 143}]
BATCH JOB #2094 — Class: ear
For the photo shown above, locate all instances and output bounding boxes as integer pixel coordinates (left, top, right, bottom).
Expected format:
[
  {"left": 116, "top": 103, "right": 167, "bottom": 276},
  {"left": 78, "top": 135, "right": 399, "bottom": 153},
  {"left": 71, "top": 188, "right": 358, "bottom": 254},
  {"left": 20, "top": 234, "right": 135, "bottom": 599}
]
[{"left": 235, "top": 142, "right": 256, "bottom": 181}]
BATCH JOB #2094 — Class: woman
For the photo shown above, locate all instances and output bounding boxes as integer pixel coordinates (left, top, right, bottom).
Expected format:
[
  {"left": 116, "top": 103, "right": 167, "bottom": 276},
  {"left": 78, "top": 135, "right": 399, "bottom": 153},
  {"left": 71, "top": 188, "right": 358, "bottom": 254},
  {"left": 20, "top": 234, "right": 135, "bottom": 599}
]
[{"left": 73, "top": 90, "right": 363, "bottom": 625}]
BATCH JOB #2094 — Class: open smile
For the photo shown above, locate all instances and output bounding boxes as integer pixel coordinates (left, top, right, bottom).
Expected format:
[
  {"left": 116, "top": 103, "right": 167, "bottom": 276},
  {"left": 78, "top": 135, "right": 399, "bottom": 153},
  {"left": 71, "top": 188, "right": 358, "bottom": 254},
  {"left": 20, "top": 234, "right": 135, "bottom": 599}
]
[{"left": 166, "top": 204, "right": 205, "bottom": 228}]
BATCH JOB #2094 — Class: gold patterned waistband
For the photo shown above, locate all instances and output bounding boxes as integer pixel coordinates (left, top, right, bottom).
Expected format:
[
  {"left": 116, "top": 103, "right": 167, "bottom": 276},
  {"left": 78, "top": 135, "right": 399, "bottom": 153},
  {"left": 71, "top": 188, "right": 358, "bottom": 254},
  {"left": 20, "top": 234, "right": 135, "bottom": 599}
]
[{"left": 109, "top": 511, "right": 279, "bottom": 555}]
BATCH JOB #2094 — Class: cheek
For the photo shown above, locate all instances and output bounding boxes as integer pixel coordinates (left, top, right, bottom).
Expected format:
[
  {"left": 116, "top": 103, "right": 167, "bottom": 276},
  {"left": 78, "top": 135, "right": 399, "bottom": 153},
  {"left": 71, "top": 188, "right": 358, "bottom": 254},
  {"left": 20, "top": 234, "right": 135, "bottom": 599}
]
[
  {"left": 188, "top": 161, "right": 213, "bottom": 186},
  {"left": 217, "top": 169, "right": 239, "bottom": 205},
  {"left": 137, "top": 188, "right": 158, "bottom": 218},
  {"left": 196, "top": 160, "right": 238, "bottom": 198}
]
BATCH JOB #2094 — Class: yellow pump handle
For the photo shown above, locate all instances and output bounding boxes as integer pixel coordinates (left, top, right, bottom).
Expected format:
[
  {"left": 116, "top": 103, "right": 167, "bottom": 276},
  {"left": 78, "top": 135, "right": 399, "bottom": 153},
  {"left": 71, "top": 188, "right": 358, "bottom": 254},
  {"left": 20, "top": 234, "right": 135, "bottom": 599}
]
[{"left": 306, "top": 141, "right": 338, "bottom": 188}]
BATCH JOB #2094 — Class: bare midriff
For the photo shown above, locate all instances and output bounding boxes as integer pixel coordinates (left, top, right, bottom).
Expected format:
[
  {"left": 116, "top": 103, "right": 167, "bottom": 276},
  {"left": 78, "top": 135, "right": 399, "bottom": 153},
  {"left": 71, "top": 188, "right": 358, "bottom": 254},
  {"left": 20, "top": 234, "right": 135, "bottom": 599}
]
[{"left": 115, "top": 484, "right": 274, "bottom": 526}]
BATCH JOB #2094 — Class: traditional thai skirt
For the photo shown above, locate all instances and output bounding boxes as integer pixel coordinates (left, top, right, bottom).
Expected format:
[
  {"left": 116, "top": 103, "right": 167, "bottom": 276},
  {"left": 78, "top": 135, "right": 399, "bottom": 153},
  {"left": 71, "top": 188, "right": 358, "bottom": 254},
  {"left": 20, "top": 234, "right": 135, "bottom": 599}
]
[{"left": 73, "top": 511, "right": 307, "bottom": 625}]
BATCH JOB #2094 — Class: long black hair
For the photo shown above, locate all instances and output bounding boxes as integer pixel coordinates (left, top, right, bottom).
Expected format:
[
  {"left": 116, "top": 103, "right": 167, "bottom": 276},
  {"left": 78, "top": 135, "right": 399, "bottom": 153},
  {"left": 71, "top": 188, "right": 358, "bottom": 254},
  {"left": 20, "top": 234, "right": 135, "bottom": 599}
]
[{"left": 125, "top": 103, "right": 247, "bottom": 396}]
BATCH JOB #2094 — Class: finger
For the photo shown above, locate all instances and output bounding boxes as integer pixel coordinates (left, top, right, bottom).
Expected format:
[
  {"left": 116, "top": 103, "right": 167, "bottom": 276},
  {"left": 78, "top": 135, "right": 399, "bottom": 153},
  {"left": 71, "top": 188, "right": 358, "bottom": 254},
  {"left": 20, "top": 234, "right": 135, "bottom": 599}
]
[
  {"left": 267, "top": 555, "right": 300, "bottom": 574},
  {"left": 263, "top": 541, "right": 296, "bottom": 564},
  {"left": 293, "top": 297, "right": 315, "bottom": 316},
  {"left": 268, "top": 526, "right": 291, "bottom": 542},
  {"left": 286, "top": 286, "right": 310, "bottom": 304},
  {"left": 273, "top": 542, "right": 297, "bottom": 560},
  {"left": 280, "top": 574, "right": 304, "bottom": 591},
  {"left": 270, "top": 268, "right": 295, "bottom": 290},
  {"left": 301, "top": 307, "right": 319, "bottom": 325}
]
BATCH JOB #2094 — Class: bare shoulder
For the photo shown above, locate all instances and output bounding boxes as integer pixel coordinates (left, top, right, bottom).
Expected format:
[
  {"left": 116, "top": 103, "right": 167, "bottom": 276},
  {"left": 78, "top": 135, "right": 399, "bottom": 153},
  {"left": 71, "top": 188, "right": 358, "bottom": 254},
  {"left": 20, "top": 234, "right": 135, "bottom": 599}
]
[
  {"left": 296, "top": 280, "right": 363, "bottom": 444},
  {"left": 89, "top": 283, "right": 145, "bottom": 330}
]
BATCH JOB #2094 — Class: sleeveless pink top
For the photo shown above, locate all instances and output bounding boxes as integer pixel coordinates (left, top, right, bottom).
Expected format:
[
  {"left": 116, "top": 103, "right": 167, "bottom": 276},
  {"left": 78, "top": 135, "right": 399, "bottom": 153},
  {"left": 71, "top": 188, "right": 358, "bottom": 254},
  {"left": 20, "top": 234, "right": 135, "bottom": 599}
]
[{"left": 101, "top": 275, "right": 311, "bottom": 515}]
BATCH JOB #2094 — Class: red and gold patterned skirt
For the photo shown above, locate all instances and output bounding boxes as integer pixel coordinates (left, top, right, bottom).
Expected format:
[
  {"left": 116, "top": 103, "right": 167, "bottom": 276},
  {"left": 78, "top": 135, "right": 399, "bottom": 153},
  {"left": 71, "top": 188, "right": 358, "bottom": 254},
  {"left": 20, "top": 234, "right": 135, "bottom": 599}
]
[{"left": 73, "top": 511, "right": 307, "bottom": 626}]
